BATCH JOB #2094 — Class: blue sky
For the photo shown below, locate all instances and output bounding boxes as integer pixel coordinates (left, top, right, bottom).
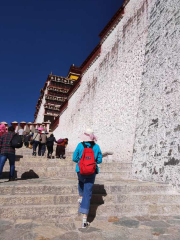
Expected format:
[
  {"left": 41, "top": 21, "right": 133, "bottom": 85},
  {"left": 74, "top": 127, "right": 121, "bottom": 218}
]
[{"left": 0, "top": 0, "right": 123, "bottom": 125}]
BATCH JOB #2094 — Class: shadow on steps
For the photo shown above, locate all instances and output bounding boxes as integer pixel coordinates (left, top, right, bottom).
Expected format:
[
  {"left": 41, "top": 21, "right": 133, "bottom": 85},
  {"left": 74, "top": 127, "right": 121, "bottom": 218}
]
[
  {"left": 21, "top": 169, "right": 39, "bottom": 179},
  {"left": 1, "top": 170, "right": 39, "bottom": 180},
  {"left": 88, "top": 184, "right": 107, "bottom": 223},
  {"left": 15, "top": 155, "right": 23, "bottom": 161}
]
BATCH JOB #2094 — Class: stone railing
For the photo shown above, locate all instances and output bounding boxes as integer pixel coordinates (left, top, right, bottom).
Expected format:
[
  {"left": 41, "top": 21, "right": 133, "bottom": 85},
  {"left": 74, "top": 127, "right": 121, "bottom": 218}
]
[
  {"left": 50, "top": 76, "right": 74, "bottom": 85},
  {"left": 10, "top": 121, "right": 51, "bottom": 133}
]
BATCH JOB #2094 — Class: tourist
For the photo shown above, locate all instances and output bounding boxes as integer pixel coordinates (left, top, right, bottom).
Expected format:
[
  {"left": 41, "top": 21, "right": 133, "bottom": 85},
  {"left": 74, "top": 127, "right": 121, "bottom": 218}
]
[
  {"left": 23, "top": 132, "right": 29, "bottom": 148},
  {"left": 18, "top": 127, "right": 24, "bottom": 140},
  {"left": 72, "top": 128, "right": 102, "bottom": 228},
  {"left": 46, "top": 134, "right": 57, "bottom": 158},
  {"left": 0, "top": 124, "right": 7, "bottom": 151},
  {"left": 38, "top": 131, "right": 47, "bottom": 156},
  {"left": 0, "top": 126, "right": 16, "bottom": 181},
  {"left": 0, "top": 124, "right": 7, "bottom": 139},
  {"left": 56, "top": 138, "right": 68, "bottom": 159},
  {"left": 29, "top": 130, "right": 33, "bottom": 135},
  {"left": 28, "top": 131, "right": 33, "bottom": 149},
  {"left": 32, "top": 129, "right": 41, "bottom": 156}
]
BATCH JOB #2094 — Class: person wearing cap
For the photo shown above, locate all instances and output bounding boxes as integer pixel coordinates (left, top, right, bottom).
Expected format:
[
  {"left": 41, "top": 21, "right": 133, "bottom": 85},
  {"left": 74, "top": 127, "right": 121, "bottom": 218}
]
[
  {"left": 72, "top": 128, "right": 102, "bottom": 228},
  {"left": 38, "top": 131, "right": 47, "bottom": 156}
]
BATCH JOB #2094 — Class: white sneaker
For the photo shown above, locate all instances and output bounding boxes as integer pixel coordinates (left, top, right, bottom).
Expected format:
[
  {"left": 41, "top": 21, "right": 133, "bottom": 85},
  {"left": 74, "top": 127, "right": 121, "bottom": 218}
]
[
  {"left": 78, "top": 198, "right": 82, "bottom": 204},
  {"left": 81, "top": 222, "right": 90, "bottom": 228}
]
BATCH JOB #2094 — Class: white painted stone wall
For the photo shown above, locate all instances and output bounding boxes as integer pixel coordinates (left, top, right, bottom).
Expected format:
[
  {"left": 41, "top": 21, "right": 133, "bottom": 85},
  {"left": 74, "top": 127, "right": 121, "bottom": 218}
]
[
  {"left": 54, "top": 0, "right": 150, "bottom": 162},
  {"left": 132, "top": 0, "right": 180, "bottom": 188},
  {"left": 35, "top": 83, "right": 49, "bottom": 123}
]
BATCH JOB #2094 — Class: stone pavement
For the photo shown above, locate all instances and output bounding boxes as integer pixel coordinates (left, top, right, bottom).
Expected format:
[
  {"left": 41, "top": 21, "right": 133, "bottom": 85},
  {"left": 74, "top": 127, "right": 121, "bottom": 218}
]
[
  {"left": 1, "top": 214, "right": 180, "bottom": 240},
  {"left": 1, "top": 177, "right": 180, "bottom": 240},
  {"left": 1, "top": 147, "right": 180, "bottom": 239}
]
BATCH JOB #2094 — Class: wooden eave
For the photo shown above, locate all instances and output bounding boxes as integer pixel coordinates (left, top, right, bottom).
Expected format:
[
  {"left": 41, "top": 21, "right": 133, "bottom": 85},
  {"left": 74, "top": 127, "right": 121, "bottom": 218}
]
[
  {"left": 67, "top": 65, "right": 81, "bottom": 77},
  {"left": 80, "top": 43, "right": 101, "bottom": 73},
  {"left": 99, "top": 5, "right": 125, "bottom": 40}
]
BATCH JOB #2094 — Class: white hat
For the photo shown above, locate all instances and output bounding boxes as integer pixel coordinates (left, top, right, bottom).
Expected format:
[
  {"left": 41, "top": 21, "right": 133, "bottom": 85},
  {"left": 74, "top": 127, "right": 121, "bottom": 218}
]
[
  {"left": 41, "top": 131, "right": 45, "bottom": 134},
  {"left": 79, "top": 128, "right": 97, "bottom": 142}
]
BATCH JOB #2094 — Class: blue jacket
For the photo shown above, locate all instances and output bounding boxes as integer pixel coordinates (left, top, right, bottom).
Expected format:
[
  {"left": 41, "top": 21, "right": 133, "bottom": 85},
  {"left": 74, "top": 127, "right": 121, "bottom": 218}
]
[{"left": 73, "top": 141, "right": 102, "bottom": 173}]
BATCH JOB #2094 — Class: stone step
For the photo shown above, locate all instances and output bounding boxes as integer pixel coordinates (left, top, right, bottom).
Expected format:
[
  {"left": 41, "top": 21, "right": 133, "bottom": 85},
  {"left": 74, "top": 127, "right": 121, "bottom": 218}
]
[
  {"left": 89, "top": 203, "right": 180, "bottom": 217},
  {"left": 0, "top": 193, "right": 180, "bottom": 206},
  {"left": 2, "top": 169, "right": 130, "bottom": 180},
  {"left": 16, "top": 157, "right": 118, "bottom": 164},
  {"left": 1, "top": 203, "right": 180, "bottom": 220},
  {"left": 116, "top": 193, "right": 180, "bottom": 204},
  {"left": 14, "top": 161, "right": 131, "bottom": 170},
  {"left": 0, "top": 180, "right": 174, "bottom": 196},
  {"left": 3, "top": 162, "right": 131, "bottom": 172},
  {"left": 45, "top": 171, "right": 130, "bottom": 180},
  {"left": 17, "top": 157, "right": 118, "bottom": 164}
]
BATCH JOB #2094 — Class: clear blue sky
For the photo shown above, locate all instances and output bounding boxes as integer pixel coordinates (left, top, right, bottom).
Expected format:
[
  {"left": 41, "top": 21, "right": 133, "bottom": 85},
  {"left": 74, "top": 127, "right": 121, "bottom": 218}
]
[{"left": 0, "top": 0, "right": 123, "bottom": 125}]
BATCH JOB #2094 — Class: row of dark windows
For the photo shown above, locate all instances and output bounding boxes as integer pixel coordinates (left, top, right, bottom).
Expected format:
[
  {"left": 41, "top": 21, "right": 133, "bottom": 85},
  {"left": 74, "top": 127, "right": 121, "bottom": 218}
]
[
  {"left": 46, "top": 100, "right": 63, "bottom": 105},
  {"left": 50, "top": 81, "right": 72, "bottom": 89},
  {"left": 47, "top": 91, "right": 68, "bottom": 98}
]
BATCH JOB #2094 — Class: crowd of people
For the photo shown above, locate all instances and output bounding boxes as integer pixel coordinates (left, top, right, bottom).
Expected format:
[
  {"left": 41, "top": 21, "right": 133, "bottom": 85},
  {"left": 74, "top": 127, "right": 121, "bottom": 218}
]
[
  {"left": 0, "top": 124, "right": 69, "bottom": 160},
  {"left": 30, "top": 129, "right": 68, "bottom": 159},
  {"left": 0, "top": 123, "right": 102, "bottom": 229}
]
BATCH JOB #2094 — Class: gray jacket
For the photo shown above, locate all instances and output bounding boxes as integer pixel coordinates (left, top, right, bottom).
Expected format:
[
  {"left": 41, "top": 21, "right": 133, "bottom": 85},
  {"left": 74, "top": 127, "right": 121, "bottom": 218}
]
[
  {"left": 41, "top": 134, "right": 47, "bottom": 144},
  {"left": 33, "top": 133, "right": 41, "bottom": 142}
]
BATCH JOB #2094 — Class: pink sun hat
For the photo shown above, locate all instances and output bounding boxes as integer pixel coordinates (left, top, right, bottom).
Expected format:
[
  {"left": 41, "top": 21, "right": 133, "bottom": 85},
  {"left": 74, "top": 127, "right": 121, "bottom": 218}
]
[
  {"left": 38, "top": 127, "right": 44, "bottom": 131},
  {"left": 79, "top": 128, "right": 97, "bottom": 142}
]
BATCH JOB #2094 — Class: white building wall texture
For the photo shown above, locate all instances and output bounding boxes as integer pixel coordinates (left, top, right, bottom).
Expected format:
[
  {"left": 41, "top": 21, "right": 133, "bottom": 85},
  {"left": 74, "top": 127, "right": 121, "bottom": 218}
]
[
  {"left": 35, "top": 84, "right": 49, "bottom": 123},
  {"left": 54, "top": 0, "right": 151, "bottom": 162},
  {"left": 53, "top": 0, "right": 180, "bottom": 187},
  {"left": 132, "top": 0, "right": 180, "bottom": 188}
]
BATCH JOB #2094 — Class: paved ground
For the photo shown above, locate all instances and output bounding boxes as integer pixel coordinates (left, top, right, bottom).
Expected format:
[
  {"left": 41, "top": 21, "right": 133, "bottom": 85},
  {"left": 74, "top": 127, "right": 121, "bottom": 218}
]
[
  {"left": 1, "top": 177, "right": 180, "bottom": 239},
  {"left": 1, "top": 213, "right": 180, "bottom": 239}
]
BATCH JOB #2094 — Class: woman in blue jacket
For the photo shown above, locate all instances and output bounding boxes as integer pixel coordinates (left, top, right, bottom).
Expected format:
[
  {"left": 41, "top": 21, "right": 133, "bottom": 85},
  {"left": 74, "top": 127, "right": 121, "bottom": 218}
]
[{"left": 73, "top": 128, "right": 102, "bottom": 228}]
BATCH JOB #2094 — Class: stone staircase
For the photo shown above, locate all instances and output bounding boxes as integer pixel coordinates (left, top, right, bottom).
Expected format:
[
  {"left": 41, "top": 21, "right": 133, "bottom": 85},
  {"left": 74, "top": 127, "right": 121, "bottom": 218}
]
[
  {"left": 1, "top": 147, "right": 180, "bottom": 222},
  {"left": 3, "top": 148, "right": 131, "bottom": 180}
]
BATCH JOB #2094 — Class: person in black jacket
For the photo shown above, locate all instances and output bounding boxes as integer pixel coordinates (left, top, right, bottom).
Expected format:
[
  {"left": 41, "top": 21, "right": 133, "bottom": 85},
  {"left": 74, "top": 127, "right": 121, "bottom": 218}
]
[
  {"left": 46, "top": 134, "right": 57, "bottom": 158},
  {"left": 23, "top": 132, "right": 29, "bottom": 148}
]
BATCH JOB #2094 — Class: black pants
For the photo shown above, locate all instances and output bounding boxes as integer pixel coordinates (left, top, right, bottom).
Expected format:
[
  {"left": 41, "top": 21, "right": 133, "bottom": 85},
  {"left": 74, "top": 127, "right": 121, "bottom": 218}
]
[
  {"left": 24, "top": 142, "right": 29, "bottom": 147},
  {"left": 47, "top": 146, "right": 53, "bottom": 157},
  {"left": 38, "top": 143, "right": 46, "bottom": 156}
]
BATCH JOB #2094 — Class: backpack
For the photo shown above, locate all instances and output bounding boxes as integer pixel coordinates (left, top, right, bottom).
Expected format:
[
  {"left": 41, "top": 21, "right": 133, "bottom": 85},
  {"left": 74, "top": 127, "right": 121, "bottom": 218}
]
[
  {"left": 10, "top": 134, "right": 23, "bottom": 148},
  {"left": 79, "top": 142, "right": 96, "bottom": 175}
]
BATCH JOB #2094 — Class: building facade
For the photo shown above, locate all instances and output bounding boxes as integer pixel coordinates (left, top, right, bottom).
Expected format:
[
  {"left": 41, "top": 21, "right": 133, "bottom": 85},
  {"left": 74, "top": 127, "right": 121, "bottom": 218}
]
[
  {"left": 35, "top": 0, "right": 180, "bottom": 190},
  {"left": 34, "top": 66, "right": 81, "bottom": 128}
]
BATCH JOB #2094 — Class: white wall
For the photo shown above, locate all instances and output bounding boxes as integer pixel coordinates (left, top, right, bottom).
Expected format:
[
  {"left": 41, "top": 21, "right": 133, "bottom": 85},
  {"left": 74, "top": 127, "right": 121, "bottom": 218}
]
[
  {"left": 54, "top": 0, "right": 150, "bottom": 162},
  {"left": 132, "top": 0, "right": 180, "bottom": 187},
  {"left": 54, "top": 0, "right": 180, "bottom": 189},
  {"left": 35, "top": 83, "right": 49, "bottom": 123}
]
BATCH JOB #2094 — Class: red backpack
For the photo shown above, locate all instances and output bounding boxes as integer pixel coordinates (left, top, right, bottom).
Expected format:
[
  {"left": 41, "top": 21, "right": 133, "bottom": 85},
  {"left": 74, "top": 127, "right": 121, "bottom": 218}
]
[{"left": 79, "top": 142, "right": 96, "bottom": 175}]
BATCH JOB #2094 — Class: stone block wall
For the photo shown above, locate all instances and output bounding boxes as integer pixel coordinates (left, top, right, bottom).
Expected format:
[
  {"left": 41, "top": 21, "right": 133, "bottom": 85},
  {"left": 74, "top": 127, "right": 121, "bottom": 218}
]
[{"left": 132, "top": 0, "right": 180, "bottom": 187}]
